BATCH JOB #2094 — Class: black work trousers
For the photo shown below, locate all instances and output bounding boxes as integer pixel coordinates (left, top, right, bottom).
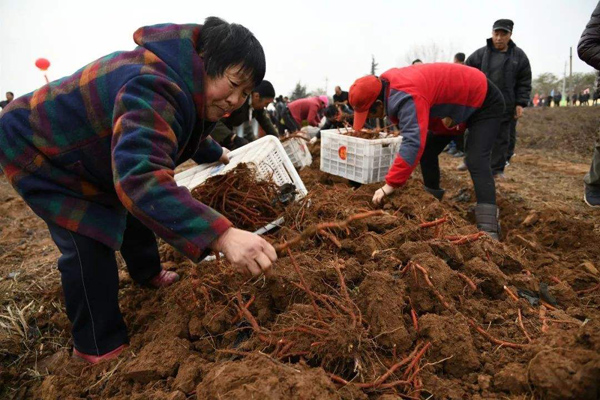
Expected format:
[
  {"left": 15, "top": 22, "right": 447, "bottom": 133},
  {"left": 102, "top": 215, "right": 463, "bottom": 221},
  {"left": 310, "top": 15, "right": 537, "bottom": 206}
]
[
  {"left": 282, "top": 108, "right": 300, "bottom": 133},
  {"left": 420, "top": 79, "right": 504, "bottom": 205},
  {"left": 47, "top": 213, "right": 161, "bottom": 355},
  {"left": 491, "top": 110, "right": 517, "bottom": 174}
]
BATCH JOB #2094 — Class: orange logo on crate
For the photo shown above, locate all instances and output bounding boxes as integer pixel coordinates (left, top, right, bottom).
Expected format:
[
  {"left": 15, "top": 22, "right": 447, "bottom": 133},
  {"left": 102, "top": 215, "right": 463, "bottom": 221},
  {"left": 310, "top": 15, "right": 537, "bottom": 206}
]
[{"left": 338, "top": 146, "right": 347, "bottom": 160}]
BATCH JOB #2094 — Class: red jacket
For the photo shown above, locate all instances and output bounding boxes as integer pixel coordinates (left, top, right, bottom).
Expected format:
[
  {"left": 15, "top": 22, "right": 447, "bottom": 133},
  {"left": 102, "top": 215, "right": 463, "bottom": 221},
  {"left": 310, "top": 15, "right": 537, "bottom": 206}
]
[
  {"left": 288, "top": 97, "right": 323, "bottom": 127},
  {"left": 382, "top": 63, "right": 487, "bottom": 187}
]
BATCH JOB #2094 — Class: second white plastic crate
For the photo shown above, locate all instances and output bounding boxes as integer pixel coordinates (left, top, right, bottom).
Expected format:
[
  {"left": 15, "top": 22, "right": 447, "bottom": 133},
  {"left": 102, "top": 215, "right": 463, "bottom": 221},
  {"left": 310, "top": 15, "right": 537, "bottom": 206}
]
[
  {"left": 175, "top": 135, "right": 307, "bottom": 199},
  {"left": 320, "top": 128, "right": 403, "bottom": 184},
  {"left": 281, "top": 137, "right": 313, "bottom": 169}
]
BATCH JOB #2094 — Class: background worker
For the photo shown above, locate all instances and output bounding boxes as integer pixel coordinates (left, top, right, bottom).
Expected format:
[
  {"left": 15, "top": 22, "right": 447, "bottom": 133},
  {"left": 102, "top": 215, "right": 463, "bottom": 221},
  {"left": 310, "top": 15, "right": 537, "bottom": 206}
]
[
  {"left": 578, "top": 1, "right": 600, "bottom": 206},
  {"left": 211, "top": 80, "right": 279, "bottom": 150},
  {"left": 349, "top": 63, "right": 505, "bottom": 239},
  {"left": 282, "top": 95, "right": 328, "bottom": 134},
  {"left": 465, "top": 19, "right": 532, "bottom": 177}
]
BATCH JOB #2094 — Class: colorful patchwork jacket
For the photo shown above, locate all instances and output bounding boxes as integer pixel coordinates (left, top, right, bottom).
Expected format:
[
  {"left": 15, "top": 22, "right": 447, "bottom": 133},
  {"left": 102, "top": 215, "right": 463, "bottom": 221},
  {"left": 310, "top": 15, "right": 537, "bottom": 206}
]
[{"left": 0, "top": 23, "right": 232, "bottom": 261}]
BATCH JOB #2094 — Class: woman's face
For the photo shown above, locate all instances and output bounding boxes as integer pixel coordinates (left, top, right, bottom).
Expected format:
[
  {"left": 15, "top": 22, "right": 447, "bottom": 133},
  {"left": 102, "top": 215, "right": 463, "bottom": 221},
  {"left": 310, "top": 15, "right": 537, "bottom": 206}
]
[{"left": 204, "top": 66, "right": 255, "bottom": 121}]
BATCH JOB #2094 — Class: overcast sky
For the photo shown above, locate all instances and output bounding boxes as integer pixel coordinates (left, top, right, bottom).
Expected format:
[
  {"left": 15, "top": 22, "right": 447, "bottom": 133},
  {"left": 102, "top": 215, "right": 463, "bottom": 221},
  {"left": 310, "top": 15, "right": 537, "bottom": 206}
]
[{"left": 1, "top": 0, "right": 597, "bottom": 100}]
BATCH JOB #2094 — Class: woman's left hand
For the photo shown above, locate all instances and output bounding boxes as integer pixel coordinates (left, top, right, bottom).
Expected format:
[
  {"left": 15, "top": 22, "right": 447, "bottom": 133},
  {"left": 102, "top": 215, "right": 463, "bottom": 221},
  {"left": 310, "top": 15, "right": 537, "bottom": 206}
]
[
  {"left": 372, "top": 184, "right": 395, "bottom": 206},
  {"left": 219, "top": 148, "right": 230, "bottom": 165}
]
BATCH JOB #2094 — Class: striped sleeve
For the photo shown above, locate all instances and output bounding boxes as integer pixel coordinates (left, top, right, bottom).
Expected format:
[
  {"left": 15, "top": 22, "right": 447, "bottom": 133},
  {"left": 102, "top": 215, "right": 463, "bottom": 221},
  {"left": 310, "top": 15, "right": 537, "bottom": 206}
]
[
  {"left": 385, "top": 92, "right": 430, "bottom": 187},
  {"left": 192, "top": 136, "right": 223, "bottom": 164},
  {"left": 111, "top": 75, "right": 232, "bottom": 261}
]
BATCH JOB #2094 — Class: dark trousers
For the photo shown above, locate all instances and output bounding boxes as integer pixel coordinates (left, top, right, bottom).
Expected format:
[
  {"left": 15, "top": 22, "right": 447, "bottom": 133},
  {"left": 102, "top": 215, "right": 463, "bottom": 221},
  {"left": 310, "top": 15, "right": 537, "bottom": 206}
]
[
  {"left": 491, "top": 111, "right": 516, "bottom": 174},
  {"left": 507, "top": 118, "right": 518, "bottom": 162},
  {"left": 455, "top": 132, "right": 465, "bottom": 152},
  {"left": 47, "top": 213, "right": 161, "bottom": 355},
  {"left": 420, "top": 80, "right": 504, "bottom": 205},
  {"left": 282, "top": 108, "right": 300, "bottom": 133}
]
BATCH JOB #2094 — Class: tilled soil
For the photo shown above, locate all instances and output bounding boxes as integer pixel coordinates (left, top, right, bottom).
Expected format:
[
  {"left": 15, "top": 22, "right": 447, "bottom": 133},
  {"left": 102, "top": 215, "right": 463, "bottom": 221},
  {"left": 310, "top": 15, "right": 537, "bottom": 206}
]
[{"left": 1, "top": 106, "right": 600, "bottom": 400}]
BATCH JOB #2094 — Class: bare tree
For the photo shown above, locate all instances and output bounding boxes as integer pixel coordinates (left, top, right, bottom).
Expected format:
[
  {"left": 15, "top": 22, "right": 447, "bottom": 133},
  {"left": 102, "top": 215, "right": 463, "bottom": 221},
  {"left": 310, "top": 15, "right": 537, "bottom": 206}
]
[
  {"left": 290, "top": 81, "right": 308, "bottom": 100},
  {"left": 371, "top": 55, "right": 379, "bottom": 75},
  {"left": 532, "top": 72, "right": 559, "bottom": 96},
  {"left": 309, "top": 87, "right": 327, "bottom": 96}
]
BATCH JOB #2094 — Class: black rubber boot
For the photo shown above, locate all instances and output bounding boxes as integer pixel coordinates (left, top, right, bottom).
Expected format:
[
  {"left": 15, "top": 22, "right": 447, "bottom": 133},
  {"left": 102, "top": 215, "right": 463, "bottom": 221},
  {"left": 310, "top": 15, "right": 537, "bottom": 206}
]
[
  {"left": 424, "top": 186, "right": 445, "bottom": 201},
  {"left": 475, "top": 203, "right": 500, "bottom": 240}
]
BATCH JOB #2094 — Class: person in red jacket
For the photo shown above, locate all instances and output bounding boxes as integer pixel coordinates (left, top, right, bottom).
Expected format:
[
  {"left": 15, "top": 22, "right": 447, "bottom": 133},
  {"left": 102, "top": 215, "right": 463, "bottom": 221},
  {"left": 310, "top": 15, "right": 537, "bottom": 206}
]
[
  {"left": 282, "top": 96, "right": 328, "bottom": 132},
  {"left": 349, "top": 63, "right": 505, "bottom": 239}
]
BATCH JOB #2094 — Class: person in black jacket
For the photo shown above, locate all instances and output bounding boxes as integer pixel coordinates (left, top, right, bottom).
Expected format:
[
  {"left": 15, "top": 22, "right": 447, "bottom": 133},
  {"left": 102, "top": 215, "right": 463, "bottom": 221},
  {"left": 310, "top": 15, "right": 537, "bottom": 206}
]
[
  {"left": 578, "top": 1, "right": 600, "bottom": 206},
  {"left": 0, "top": 92, "right": 13, "bottom": 109},
  {"left": 210, "top": 80, "right": 279, "bottom": 150},
  {"left": 466, "top": 19, "right": 532, "bottom": 177}
]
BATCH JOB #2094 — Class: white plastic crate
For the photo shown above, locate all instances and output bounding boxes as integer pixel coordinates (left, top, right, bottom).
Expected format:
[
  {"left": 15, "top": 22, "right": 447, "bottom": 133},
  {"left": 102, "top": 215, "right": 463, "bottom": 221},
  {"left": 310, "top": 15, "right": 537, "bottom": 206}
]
[
  {"left": 320, "top": 128, "right": 403, "bottom": 184},
  {"left": 175, "top": 135, "right": 307, "bottom": 200},
  {"left": 175, "top": 136, "right": 308, "bottom": 262},
  {"left": 281, "top": 136, "right": 313, "bottom": 169}
]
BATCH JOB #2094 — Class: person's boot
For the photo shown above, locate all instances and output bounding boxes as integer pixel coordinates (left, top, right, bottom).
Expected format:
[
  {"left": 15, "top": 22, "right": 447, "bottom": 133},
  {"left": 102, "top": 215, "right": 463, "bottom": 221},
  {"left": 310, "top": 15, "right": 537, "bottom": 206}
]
[
  {"left": 474, "top": 203, "right": 500, "bottom": 240},
  {"left": 424, "top": 186, "right": 445, "bottom": 201},
  {"left": 584, "top": 184, "right": 600, "bottom": 207}
]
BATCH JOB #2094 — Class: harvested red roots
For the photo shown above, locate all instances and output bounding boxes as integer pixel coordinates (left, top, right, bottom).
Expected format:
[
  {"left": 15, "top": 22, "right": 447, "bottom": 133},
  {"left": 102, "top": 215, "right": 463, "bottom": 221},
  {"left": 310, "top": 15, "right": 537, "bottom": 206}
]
[
  {"left": 517, "top": 308, "right": 532, "bottom": 343},
  {"left": 338, "top": 125, "right": 399, "bottom": 139},
  {"left": 419, "top": 216, "right": 448, "bottom": 229},
  {"left": 287, "top": 249, "right": 323, "bottom": 321},
  {"left": 503, "top": 285, "right": 520, "bottom": 302},
  {"left": 329, "top": 342, "right": 431, "bottom": 389},
  {"left": 550, "top": 276, "right": 562, "bottom": 284},
  {"left": 274, "top": 210, "right": 385, "bottom": 254},
  {"left": 231, "top": 295, "right": 255, "bottom": 324},
  {"left": 411, "top": 263, "right": 453, "bottom": 310},
  {"left": 456, "top": 272, "right": 477, "bottom": 291},
  {"left": 446, "top": 232, "right": 485, "bottom": 245},
  {"left": 540, "top": 307, "right": 550, "bottom": 333},
  {"left": 540, "top": 300, "right": 557, "bottom": 311},
  {"left": 410, "top": 308, "right": 419, "bottom": 332},
  {"left": 467, "top": 319, "right": 527, "bottom": 349},
  {"left": 576, "top": 282, "right": 600, "bottom": 294},
  {"left": 319, "top": 229, "right": 342, "bottom": 248},
  {"left": 191, "top": 163, "right": 283, "bottom": 232}
]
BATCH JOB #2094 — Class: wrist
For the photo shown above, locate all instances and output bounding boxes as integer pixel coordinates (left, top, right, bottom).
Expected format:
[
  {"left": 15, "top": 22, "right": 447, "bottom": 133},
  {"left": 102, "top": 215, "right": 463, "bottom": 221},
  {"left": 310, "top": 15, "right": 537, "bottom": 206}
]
[
  {"left": 212, "top": 227, "right": 233, "bottom": 251},
  {"left": 381, "top": 184, "right": 395, "bottom": 195}
]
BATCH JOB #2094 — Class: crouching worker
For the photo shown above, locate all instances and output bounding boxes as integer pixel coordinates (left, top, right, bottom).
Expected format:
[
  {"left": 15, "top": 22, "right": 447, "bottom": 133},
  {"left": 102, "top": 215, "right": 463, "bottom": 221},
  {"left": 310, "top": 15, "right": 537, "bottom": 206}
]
[
  {"left": 0, "top": 18, "right": 277, "bottom": 363},
  {"left": 349, "top": 63, "right": 505, "bottom": 239},
  {"left": 282, "top": 95, "right": 328, "bottom": 133},
  {"left": 211, "top": 80, "right": 279, "bottom": 150}
]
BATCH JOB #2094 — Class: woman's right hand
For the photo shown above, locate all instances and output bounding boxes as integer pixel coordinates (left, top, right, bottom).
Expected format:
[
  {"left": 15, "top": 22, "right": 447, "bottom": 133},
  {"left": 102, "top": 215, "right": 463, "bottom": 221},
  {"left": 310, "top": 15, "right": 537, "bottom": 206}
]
[{"left": 211, "top": 228, "right": 277, "bottom": 276}]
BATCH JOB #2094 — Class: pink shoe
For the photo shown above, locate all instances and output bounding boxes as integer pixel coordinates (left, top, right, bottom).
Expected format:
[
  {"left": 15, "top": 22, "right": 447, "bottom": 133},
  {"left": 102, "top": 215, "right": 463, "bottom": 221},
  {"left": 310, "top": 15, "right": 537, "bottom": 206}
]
[
  {"left": 149, "top": 269, "right": 180, "bottom": 288},
  {"left": 73, "top": 344, "right": 126, "bottom": 364}
]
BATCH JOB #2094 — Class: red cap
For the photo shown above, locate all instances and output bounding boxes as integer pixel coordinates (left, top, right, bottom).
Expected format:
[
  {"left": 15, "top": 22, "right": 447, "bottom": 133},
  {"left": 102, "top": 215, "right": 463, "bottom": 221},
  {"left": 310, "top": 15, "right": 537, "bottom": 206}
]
[{"left": 349, "top": 75, "right": 382, "bottom": 131}]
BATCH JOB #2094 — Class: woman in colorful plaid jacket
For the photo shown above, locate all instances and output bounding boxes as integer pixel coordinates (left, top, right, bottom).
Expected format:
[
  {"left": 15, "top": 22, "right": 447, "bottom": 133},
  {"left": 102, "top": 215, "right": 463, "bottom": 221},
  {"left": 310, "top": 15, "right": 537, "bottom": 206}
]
[{"left": 0, "top": 17, "right": 277, "bottom": 363}]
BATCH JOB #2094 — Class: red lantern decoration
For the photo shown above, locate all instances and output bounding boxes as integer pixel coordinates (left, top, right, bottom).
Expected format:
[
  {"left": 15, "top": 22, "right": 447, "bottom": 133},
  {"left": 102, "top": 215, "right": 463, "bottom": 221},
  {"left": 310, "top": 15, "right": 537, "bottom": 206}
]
[{"left": 35, "top": 58, "right": 51, "bottom": 71}]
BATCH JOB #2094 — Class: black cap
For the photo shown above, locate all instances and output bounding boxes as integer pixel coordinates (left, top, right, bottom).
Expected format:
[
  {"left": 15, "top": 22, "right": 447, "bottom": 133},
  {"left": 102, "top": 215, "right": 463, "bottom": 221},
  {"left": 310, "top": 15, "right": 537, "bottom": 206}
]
[{"left": 493, "top": 19, "right": 513, "bottom": 33}]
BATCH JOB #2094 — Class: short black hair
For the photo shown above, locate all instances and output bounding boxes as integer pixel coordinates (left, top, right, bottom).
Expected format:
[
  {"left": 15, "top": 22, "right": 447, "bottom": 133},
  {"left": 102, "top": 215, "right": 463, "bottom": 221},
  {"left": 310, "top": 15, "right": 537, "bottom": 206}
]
[
  {"left": 325, "top": 105, "right": 340, "bottom": 118},
  {"left": 412, "top": 59, "right": 423, "bottom": 65},
  {"left": 6, "top": 92, "right": 14, "bottom": 96},
  {"left": 454, "top": 53, "right": 465, "bottom": 62},
  {"left": 253, "top": 80, "right": 275, "bottom": 98},
  {"left": 199, "top": 17, "right": 266, "bottom": 86}
]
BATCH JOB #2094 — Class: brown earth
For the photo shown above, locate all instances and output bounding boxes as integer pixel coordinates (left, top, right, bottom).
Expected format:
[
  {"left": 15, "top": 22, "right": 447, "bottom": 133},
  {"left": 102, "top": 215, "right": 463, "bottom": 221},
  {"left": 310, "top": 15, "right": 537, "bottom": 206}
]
[{"left": 1, "top": 106, "right": 600, "bottom": 399}]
